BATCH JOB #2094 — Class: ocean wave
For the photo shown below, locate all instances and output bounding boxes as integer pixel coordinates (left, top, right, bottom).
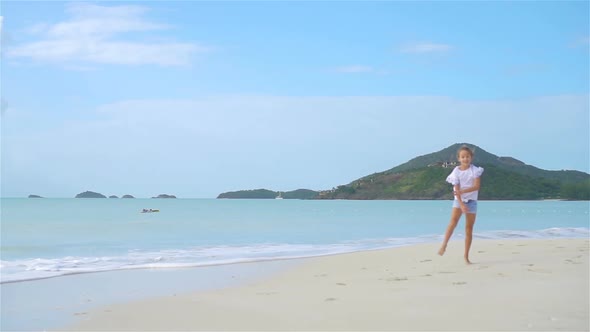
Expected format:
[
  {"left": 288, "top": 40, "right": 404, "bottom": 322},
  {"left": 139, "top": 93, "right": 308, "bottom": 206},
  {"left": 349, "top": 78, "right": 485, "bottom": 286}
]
[{"left": 1, "top": 227, "right": 588, "bottom": 283}]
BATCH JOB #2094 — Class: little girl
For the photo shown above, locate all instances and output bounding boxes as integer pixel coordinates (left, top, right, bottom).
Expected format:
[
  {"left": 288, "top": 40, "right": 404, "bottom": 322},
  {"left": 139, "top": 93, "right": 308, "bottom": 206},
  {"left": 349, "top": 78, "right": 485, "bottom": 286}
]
[{"left": 438, "top": 145, "right": 484, "bottom": 264}]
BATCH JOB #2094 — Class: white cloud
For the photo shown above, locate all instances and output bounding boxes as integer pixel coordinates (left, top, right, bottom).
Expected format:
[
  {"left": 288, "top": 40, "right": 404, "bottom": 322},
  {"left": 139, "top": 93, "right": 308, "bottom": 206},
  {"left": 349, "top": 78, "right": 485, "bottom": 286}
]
[
  {"left": 399, "top": 42, "right": 453, "bottom": 54},
  {"left": 92, "top": 95, "right": 590, "bottom": 162},
  {"left": 570, "top": 36, "right": 590, "bottom": 48},
  {"left": 0, "top": 98, "right": 7, "bottom": 116},
  {"left": 0, "top": 16, "right": 4, "bottom": 47},
  {"left": 334, "top": 65, "right": 374, "bottom": 73},
  {"left": 63, "top": 64, "right": 99, "bottom": 72},
  {"left": 48, "top": 3, "right": 168, "bottom": 39},
  {"left": 5, "top": 3, "right": 209, "bottom": 66}
]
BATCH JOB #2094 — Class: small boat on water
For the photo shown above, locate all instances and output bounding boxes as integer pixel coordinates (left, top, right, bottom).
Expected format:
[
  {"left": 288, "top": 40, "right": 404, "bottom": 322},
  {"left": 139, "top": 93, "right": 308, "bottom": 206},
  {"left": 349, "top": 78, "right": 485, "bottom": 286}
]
[
  {"left": 275, "top": 192, "right": 283, "bottom": 199},
  {"left": 141, "top": 209, "right": 160, "bottom": 213}
]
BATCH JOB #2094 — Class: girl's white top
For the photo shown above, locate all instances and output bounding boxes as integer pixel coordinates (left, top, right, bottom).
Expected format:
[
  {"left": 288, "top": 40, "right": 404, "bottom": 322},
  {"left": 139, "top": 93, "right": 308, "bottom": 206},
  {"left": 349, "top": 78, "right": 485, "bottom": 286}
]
[{"left": 446, "top": 164, "right": 484, "bottom": 202}]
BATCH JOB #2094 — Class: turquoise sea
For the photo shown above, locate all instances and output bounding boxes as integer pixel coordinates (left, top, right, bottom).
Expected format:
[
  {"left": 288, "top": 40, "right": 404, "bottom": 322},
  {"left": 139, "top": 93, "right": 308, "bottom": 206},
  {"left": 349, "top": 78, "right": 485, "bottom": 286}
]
[{"left": 1, "top": 198, "right": 588, "bottom": 283}]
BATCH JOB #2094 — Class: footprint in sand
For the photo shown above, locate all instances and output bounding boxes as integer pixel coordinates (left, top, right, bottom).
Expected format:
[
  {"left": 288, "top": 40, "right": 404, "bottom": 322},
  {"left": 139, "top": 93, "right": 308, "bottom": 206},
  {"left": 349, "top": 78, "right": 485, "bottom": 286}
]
[
  {"left": 256, "top": 292, "right": 279, "bottom": 295},
  {"left": 385, "top": 277, "right": 408, "bottom": 281},
  {"left": 336, "top": 283, "right": 347, "bottom": 286},
  {"left": 477, "top": 265, "right": 489, "bottom": 270},
  {"left": 420, "top": 259, "right": 432, "bottom": 263},
  {"left": 528, "top": 268, "right": 551, "bottom": 274},
  {"left": 438, "top": 271, "right": 456, "bottom": 274},
  {"left": 422, "top": 274, "right": 433, "bottom": 277},
  {"left": 452, "top": 281, "right": 467, "bottom": 285},
  {"left": 522, "top": 264, "right": 535, "bottom": 267},
  {"left": 325, "top": 297, "right": 337, "bottom": 302},
  {"left": 377, "top": 277, "right": 408, "bottom": 282},
  {"left": 478, "top": 251, "right": 485, "bottom": 253}
]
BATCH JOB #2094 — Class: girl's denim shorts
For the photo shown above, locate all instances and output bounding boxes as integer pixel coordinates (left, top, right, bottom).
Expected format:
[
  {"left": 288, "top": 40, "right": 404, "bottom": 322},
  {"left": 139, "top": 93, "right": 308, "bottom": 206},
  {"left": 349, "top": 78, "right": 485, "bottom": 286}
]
[{"left": 453, "top": 199, "right": 478, "bottom": 214}]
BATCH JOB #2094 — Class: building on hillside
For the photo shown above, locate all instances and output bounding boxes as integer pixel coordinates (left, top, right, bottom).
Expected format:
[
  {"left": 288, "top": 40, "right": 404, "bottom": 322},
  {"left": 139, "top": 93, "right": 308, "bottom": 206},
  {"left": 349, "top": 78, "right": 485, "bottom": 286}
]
[{"left": 428, "top": 161, "right": 457, "bottom": 168}]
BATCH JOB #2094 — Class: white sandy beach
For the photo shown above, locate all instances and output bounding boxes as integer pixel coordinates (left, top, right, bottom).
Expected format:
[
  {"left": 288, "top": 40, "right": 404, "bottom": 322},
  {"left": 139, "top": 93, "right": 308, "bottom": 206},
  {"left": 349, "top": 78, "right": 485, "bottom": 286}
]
[{"left": 63, "top": 238, "right": 589, "bottom": 331}]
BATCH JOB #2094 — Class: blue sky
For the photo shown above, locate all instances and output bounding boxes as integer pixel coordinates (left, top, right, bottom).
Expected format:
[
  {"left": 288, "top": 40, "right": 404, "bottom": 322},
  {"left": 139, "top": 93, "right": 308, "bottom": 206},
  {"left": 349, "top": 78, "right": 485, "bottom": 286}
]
[{"left": 1, "top": 1, "right": 589, "bottom": 198}]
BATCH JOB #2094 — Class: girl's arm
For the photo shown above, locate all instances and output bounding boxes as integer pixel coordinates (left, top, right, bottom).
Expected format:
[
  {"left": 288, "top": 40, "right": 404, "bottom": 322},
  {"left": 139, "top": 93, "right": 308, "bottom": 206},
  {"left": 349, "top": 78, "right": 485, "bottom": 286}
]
[
  {"left": 454, "top": 184, "right": 468, "bottom": 213},
  {"left": 458, "top": 177, "right": 481, "bottom": 195}
]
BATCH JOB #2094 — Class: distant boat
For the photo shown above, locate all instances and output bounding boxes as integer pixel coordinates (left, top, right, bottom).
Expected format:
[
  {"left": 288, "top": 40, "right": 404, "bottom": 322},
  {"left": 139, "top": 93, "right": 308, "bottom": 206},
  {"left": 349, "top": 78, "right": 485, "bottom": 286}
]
[
  {"left": 141, "top": 209, "right": 160, "bottom": 213},
  {"left": 275, "top": 192, "right": 283, "bottom": 200}
]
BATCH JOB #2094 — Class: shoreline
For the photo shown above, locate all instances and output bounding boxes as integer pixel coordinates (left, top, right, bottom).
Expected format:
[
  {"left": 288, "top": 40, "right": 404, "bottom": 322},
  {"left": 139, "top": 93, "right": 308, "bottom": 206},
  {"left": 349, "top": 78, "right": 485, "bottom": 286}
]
[
  {"left": 62, "top": 238, "right": 589, "bottom": 331},
  {"left": 0, "top": 257, "right": 308, "bottom": 285},
  {"left": 1, "top": 259, "right": 301, "bottom": 331},
  {"left": 4, "top": 226, "right": 588, "bottom": 285}
]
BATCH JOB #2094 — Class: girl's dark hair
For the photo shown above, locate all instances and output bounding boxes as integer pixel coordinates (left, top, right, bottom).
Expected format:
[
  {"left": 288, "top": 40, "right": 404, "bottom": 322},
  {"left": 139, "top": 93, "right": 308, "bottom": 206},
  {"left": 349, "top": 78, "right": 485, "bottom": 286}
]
[{"left": 457, "top": 145, "right": 474, "bottom": 157}]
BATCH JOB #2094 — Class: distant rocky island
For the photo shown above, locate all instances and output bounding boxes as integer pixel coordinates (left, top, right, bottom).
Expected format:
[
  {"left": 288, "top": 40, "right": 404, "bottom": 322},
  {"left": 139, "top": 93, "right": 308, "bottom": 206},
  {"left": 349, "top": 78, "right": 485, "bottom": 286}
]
[
  {"left": 26, "top": 193, "right": 168, "bottom": 199},
  {"left": 218, "top": 189, "right": 319, "bottom": 199},
  {"left": 217, "top": 143, "right": 590, "bottom": 200},
  {"left": 152, "top": 194, "right": 177, "bottom": 199},
  {"left": 75, "top": 191, "right": 107, "bottom": 198}
]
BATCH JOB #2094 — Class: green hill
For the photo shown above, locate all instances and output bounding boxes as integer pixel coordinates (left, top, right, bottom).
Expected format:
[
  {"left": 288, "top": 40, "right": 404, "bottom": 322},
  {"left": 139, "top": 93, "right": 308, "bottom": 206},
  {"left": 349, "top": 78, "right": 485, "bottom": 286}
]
[
  {"left": 75, "top": 191, "right": 107, "bottom": 198},
  {"left": 317, "top": 143, "right": 589, "bottom": 200},
  {"left": 387, "top": 143, "right": 587, "bottom": 184},
  {"left": 283, "top": 189, "right": 320, "bottom": 199},
  {"left": 318, "top": 164, "right": 564, "bottom": 200},
  {"left": 217, "top": 143, "right": 589, "bottom": 200},
  {"left": 218, "top": 189, "right": 319, "bottom": 199}
]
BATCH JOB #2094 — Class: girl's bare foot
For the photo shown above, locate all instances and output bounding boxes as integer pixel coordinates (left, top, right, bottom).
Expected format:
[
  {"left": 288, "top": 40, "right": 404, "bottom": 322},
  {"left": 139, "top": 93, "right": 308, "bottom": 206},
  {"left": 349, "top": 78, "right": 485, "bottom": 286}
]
[
  {"left": 464, "top": 257, "right": 472, "bottom": 264},
  {"left": 438, "top": 245, "right": 446, "bottom": 256}
]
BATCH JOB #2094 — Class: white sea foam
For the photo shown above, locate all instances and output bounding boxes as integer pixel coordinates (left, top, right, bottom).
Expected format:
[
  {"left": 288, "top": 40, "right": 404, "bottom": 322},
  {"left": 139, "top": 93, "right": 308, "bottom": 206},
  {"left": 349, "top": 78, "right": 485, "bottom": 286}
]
[{"left": 1, "top": 227, "right": 587, "bottom": 283}]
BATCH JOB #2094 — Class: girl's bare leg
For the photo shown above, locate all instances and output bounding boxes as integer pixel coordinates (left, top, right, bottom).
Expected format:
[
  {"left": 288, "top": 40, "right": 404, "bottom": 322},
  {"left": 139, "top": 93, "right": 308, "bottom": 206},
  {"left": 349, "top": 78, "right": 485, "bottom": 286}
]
[
  {"left": 464, "top": 213, "right": 477, "bottom": 264},
  {"left": 438, "top": 208, "right": 462, "bottom": 256}
]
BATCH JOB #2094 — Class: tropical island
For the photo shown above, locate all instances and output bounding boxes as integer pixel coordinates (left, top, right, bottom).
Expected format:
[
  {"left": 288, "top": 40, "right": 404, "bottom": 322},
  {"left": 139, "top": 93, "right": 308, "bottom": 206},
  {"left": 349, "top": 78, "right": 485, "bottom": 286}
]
[
  {"left": 218, "top": 189, "right": 319, "bottom": 200},
  {"left": 75, "top": 191, "right": 107, "bottom": 198},
  {"left": 152, "top": 194, "right": 177, "bottom": 199},
  {"left": 31, "top": 193, "right": 161, "bottom": 198},
  {"left": 217, "top": 143, "right": 590, "bottom": 200}
]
